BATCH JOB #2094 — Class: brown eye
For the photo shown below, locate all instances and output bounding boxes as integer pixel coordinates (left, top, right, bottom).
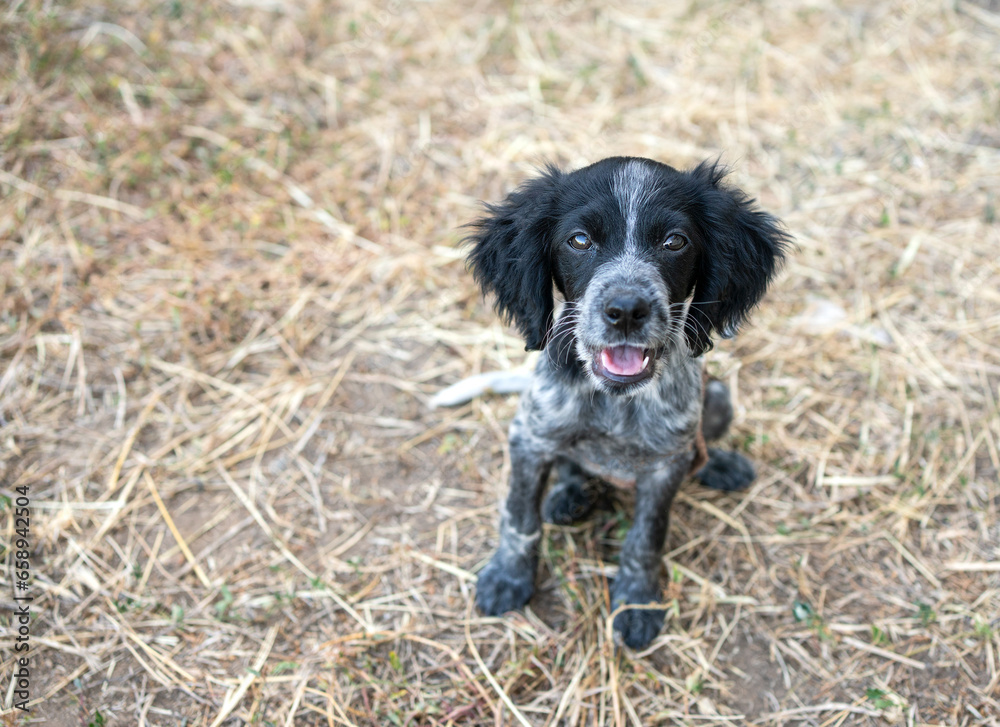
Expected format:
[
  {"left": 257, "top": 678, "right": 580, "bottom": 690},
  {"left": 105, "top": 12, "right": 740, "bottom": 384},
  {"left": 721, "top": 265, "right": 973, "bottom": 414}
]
[
  {"left": 663, "top": 233, "right": 688, "bottom": 251},
  {"left": 569, "top": 233, "right": 592, "bottom": 250}
]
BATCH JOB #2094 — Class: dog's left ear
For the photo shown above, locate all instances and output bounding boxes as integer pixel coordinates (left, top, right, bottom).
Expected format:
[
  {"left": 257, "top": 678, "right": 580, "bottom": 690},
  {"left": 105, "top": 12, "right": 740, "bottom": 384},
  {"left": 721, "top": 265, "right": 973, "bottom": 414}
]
[
  {"left": 465, "top": 168, "right": 561, "bottom": 351},
  {"left": 686, "top": 162, "right": 791, "bottom": 356}
]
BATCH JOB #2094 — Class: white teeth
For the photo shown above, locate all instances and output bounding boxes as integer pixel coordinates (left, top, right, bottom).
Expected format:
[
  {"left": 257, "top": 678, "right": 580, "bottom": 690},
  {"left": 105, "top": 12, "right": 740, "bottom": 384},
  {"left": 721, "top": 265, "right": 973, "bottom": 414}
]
[{"left": 642, "top": 356, "right": 649, "bottom": 370}]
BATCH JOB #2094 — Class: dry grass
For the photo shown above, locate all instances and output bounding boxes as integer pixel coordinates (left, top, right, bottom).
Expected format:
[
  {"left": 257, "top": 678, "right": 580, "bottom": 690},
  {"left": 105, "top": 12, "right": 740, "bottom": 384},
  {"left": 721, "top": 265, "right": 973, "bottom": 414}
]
[{"left": 1, "top": 0, "right": 999, "bottom": 725}]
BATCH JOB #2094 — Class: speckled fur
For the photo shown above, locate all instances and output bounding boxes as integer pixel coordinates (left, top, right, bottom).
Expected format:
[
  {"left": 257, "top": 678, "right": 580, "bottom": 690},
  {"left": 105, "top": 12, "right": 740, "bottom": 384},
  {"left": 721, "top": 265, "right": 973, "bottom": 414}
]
[{"left": 467, "top": 157, "right": 789, "bottom": 648}]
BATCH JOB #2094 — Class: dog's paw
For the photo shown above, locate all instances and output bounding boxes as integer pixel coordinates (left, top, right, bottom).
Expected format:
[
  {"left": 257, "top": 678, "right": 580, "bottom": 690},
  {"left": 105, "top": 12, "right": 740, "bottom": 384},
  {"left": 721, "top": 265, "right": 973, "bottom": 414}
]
[
  {"left": 610, "top": 575, "right": 665, "bottom": 649},
  {"left": 695, "top": 448, "right": 756, "bottom": 491},
  {"left": 542, "top": 480, "right": 597, "bottom": 525},
  {"left": 476, "top": 555, "right": 536, "bottom": 615}
]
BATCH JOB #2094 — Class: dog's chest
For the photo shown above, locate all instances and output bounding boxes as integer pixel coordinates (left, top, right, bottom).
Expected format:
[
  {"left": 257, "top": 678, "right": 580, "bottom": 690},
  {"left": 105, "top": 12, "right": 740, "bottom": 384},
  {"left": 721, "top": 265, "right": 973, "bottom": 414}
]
[
  {"left": 563, "top": 439, "right": 658, "bottom": 489},
  {"left": 523, "top": 376, "right": 700, "bottom": 487},
  {"left": 568, "top": 402, "right": 694, "bottom": 485}
]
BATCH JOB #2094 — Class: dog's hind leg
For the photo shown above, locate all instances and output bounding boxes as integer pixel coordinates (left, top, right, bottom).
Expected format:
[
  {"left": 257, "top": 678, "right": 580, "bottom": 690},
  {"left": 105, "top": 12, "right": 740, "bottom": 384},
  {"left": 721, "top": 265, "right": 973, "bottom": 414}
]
[
  {"left": 694, "top": 449, "right": 756, "bottom": 491},
  {"left": 701, "top": 378, "right": 734, "bottom": 442},
  {"left": 542, "top": 457, "right": 603, "bottom": 525},
  {"left": 696, "top": 379, "right": 756, "bottom": 491}
]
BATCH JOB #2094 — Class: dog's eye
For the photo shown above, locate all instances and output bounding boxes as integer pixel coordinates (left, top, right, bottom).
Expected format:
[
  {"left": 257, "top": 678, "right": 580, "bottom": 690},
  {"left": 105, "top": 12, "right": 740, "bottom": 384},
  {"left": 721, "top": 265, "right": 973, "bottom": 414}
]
[
  {"left": 663, "top": 233, "right": 688, "bottom": 251},
  {"left": 568, "top": 233, "right": 592, "bottom": 250}
]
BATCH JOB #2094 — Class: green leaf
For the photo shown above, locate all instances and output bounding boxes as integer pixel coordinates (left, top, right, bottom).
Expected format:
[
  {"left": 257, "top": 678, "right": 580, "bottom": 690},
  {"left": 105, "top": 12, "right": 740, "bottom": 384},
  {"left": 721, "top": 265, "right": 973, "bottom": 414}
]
[
  {"left": 865, "top": 687, "right": 896, "bottom": 709},
  {"left": 272, "top": 661, "right": 298, "bottom": 675},
  {"left": 215, "top": 584, "right": 234, "bottom": 619},
  {"left": 792, "top": 600, "right": 813, "bottom": 622}
]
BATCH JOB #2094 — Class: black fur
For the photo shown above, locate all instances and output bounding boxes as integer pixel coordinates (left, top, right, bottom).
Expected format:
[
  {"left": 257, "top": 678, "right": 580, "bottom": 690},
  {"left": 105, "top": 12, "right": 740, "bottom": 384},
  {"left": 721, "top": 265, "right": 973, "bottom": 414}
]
[
  {"left": 695, "top": 448, "right": 757, "bottom": 492},
  {"left": 466, "top": 167, "right": 563, "bottom": 351},
  {"left": 684, "top": 161, "right": 791, "bottom": 355},
  {"left": 466, "top": 157, "right": 788, "bottom": 649},
  {"left": 542, "top": 457, "right": 603, "bottom": 525}
]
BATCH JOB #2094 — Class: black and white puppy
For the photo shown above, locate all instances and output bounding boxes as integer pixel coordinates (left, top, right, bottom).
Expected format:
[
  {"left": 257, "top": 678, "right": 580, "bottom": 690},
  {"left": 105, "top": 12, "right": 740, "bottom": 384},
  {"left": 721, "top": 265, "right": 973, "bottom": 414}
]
[{"left": 466, "top": 156, "right": 789, "bottom": 649}]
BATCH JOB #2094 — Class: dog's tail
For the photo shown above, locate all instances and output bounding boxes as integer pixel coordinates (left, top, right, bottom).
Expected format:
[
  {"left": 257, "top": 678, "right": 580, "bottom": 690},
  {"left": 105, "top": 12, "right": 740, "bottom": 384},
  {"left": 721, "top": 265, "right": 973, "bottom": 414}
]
[{"left": 428, "top": 370, "right": 533, "bottom": 409}]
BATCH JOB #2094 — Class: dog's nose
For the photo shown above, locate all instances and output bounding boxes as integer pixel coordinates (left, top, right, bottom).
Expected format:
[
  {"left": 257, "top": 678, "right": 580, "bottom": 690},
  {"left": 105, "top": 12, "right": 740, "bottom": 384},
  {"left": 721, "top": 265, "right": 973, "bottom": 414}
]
[{"left": 603, "top": 295, "right": 650, "bottom": 334}]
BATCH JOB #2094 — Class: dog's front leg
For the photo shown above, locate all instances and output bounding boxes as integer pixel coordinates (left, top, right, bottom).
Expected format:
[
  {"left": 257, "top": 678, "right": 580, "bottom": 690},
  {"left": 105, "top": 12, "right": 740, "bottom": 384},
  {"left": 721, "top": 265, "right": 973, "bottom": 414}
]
[
  {"left": 611, "top": 453, "right": 692, "bottom": 649},
  {"left": 475, "top": 424, "right": 554, "bottom": 616}
]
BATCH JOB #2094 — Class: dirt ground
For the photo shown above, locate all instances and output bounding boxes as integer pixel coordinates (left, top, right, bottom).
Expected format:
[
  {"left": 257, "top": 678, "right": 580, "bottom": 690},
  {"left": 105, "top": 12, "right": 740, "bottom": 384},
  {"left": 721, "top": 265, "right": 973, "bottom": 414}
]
[{"left": 1, "top": 1, "right": 999, "bottom": 725}]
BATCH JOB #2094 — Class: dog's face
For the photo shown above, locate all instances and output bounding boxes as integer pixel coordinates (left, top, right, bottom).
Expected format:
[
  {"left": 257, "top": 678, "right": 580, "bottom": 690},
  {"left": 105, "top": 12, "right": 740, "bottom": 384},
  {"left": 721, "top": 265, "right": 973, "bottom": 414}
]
[
  {"left": 551, "top": 161, "right": 702, "bottom": 392},
  {"left": 467, "top": 157, "right": 788, "bottom": 393}
]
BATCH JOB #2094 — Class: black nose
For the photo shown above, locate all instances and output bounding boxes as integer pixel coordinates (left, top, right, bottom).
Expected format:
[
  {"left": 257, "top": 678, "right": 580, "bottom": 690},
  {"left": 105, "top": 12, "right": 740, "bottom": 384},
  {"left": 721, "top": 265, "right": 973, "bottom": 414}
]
[{"left": 603, "top": 295, "right": 650, "bottom": 334}]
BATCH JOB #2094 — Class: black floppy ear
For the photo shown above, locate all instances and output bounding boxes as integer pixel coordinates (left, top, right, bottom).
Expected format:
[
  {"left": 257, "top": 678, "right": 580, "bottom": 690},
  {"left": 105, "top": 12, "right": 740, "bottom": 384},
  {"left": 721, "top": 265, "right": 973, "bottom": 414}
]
[
  {"left": 686, "top": 162, "right": 791, "bottom": 356},
  {"left": 465, "top": 168, "right": 561, "bottom": 351}
]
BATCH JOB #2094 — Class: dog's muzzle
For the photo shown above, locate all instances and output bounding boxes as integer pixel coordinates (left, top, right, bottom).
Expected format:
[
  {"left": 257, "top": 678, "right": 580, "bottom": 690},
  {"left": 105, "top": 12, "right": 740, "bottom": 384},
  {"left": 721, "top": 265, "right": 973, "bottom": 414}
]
[{"left": 577, "top": 259, "right": 671, "bottom": 389}]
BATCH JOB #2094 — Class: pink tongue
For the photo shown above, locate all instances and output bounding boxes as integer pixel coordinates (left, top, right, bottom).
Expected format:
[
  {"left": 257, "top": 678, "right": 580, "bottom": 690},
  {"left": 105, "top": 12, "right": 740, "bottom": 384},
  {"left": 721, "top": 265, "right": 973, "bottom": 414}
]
[{"left": 601, "top": 346, "right": 645, "bottom": 376}]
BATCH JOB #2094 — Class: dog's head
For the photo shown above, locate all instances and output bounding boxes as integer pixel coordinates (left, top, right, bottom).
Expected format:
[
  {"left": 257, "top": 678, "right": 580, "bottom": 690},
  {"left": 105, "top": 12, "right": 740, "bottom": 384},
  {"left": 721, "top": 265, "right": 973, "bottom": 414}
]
[{"left": 466, "top": 157, "right": 790, "bottom": 392}]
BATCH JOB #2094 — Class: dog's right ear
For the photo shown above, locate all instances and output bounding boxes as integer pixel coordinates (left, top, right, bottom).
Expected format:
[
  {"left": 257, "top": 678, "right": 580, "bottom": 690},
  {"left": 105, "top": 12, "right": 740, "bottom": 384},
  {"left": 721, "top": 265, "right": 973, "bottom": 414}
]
[{"left": 465, "top": 168, "right": 561, "bottom": 351}]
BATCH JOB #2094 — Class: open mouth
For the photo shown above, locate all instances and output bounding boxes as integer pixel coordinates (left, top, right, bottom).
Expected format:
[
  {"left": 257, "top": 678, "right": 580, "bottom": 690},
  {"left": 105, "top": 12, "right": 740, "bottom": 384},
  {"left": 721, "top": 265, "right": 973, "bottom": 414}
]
[{"left": 592, "top": 345, "right": 654, "bottom": 385}]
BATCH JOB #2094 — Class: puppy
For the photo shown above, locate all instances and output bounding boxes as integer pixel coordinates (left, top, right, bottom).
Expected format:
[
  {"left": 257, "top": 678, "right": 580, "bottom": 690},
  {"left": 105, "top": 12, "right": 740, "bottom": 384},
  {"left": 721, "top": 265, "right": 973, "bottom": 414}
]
[{"left": 465, "top": 157, "right": 789, "bottom": 649}]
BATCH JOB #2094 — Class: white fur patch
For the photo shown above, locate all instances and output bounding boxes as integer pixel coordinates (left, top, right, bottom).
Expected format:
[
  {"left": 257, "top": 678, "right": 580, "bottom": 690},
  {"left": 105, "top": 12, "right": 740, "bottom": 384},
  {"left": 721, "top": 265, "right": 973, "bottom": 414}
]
[
  {"left": 498, "top": 504, "right": 541, "bottom": 556},
  {"left": 612, "top": 161, "right": 656, "bottom": 254}
]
